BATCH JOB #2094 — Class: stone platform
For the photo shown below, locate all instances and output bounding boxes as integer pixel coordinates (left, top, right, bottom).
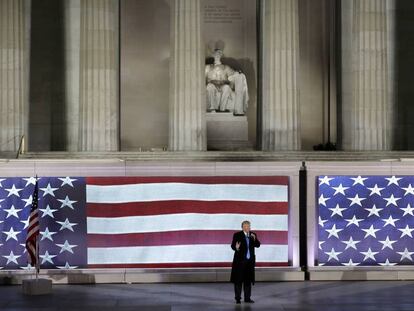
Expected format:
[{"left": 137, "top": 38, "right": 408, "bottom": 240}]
[
  {"left": 309, "top": 266, "right": 414, "bottom": 281},
  {"left": 206, "top": 112, "right": 252, "bottom": 151},
  {"left": 2, "top": 281, "right": 414, "bottom": 310},
  {"left": 0, "top": 267, "right": 304, "bottom": 284},
  {"left": 10, "top": 150, "right": 414, "bottom": 161}
]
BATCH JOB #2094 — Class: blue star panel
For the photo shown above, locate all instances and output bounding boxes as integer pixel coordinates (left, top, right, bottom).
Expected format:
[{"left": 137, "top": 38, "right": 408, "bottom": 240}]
[
  {"left": 0, "top": 177, "right": 87, "bottom": 270},
  {"left": 318, "top": 175, "right": 414, "bottom": 266}
]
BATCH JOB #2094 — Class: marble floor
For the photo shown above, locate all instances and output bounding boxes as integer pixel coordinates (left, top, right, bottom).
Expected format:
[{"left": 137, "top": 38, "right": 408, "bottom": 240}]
[{"left": 0, "top": 281, "right": 413, "bottom": 311}]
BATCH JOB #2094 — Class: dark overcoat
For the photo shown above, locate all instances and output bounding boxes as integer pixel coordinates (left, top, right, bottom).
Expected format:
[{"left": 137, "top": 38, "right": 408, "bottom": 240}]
[{"left": 230, "top": 231, "right": 260, "bottom": 284}]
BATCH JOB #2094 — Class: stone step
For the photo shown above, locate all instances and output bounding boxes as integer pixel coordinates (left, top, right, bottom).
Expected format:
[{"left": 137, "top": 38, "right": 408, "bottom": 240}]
[
  {"left": 11, "top": 151, "right": 414, "bottom": 162},
  {"left": 0, "top": 152, "right": 17, "bottom": 159}
]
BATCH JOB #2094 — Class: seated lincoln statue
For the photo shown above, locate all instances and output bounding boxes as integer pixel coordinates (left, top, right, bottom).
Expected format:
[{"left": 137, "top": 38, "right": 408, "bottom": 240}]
[{"left": 205, "top": 49, "right": 249, "bottom": 116}]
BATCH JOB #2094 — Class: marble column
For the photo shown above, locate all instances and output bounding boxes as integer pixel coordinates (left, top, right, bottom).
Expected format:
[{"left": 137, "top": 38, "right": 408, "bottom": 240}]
[
  {"left": 0, "top": 0, "right": 31, "bottom": 152},
  {"left": 261, "top": 0, "right": 301, "bottom": 151},
  {"left": 64, "top": 0, "right": 81, "bottom": 152},
  {"left": 169, "top": 0, "right": 206, "bottom": 151},
  {"left": 78, "top": 0, "right": 119, "bottom": 151},
  {"left": 341, "top": 0, "right": 395, "bottom": 150}
]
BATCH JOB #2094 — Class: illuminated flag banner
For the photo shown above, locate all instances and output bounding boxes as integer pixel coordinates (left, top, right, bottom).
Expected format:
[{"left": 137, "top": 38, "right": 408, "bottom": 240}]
[
  {"left": 0, "top": 176, "right": 289, "bottom": 269},
  {"left": 318, "top": 175, "right": 414, "bottom": 266}
]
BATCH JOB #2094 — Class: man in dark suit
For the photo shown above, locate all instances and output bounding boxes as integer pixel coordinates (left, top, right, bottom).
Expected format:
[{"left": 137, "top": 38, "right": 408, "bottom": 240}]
[{"left": 230, "top": 220, "right": 261, "bottom": 304}]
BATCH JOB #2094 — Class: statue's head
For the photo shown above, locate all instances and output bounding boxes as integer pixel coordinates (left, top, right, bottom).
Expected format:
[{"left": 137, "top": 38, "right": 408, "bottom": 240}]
[{"left": 213, "top": 49, "right": 223, "bottom": 63}]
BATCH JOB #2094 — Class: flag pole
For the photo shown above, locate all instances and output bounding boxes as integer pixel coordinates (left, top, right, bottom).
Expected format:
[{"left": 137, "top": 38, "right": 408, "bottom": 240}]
[
  {"left": 35, "top": 174, "right": 39, "bottom": 280},
  {"left": 35, "top": 237, "right": 39, "bottom": 280},
  {"left": 25, "top": 175, "right": 41, "bottom": 283}
]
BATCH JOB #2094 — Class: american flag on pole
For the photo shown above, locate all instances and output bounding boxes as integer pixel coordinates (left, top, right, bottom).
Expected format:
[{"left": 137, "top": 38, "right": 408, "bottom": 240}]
[
  {"left": 318, "top": 175, "right": 414, "bottom": 266},
  {"left": 25, "top": 178, "right": 39, "bottom": 270},
  {"left": 0, "top": 176, "right": 288, "bottom": 269}
]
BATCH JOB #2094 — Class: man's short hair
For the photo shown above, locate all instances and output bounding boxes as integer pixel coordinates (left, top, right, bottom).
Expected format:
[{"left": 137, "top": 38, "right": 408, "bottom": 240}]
[{"left": 241, "top": 220, "right": 250, "bottom": 227}]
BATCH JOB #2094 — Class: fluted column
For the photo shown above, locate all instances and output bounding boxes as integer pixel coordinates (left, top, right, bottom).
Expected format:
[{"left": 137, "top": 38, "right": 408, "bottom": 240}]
[
  {"left": 64, "top": 0, "right": 81, "bottom": 152},
  {"left": 261, "top": 0, "right": 301, "bottom": 151},
  {"left": 78, "top": 0, "right": 119, "bottom": 151},
  {"left": 169, "top": 0, "right": 206, "bottom": 151},
  {"left": 341, "top": 0, "right": 394, "bottom": 150},
  {"left": 0, "top": 0, "right": 30, "bottom": 152}
]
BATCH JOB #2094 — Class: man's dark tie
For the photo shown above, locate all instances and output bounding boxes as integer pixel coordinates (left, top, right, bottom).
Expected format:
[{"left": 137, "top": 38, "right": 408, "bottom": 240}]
[{"left": 245, "top": 235, "right": 250, "bottom": 260}]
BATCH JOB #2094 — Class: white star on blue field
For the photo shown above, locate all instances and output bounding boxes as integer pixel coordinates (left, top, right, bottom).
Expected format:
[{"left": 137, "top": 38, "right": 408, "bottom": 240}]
[
  {"left": 318, "top": 175, "right": 414, "bottom": 266},
  {"left": 0, "top": 177, "right": 86, "bottom": 270}
]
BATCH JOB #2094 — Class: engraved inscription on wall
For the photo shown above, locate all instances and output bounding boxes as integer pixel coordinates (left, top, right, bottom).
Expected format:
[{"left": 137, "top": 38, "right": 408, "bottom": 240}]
[{"left": 204, "top": 4, "right": 242, "bottom": 24}]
